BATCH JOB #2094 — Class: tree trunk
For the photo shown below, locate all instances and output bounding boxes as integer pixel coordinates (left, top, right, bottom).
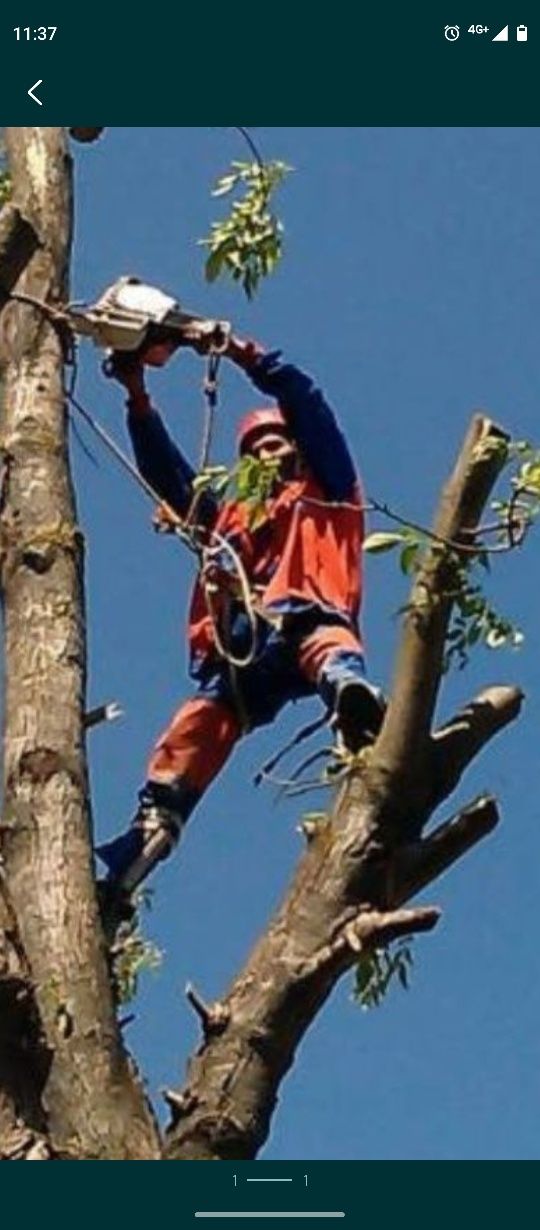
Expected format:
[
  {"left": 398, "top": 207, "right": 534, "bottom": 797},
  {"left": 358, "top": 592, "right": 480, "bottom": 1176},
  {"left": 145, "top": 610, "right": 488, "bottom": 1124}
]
[{"left": 0, "top": 127, "right": 158, "bottom": 1159}]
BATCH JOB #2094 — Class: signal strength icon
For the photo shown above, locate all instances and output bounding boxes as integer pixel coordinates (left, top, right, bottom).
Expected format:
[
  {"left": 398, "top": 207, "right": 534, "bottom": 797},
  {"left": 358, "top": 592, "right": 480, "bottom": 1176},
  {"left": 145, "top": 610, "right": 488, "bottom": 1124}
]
[{"left": 492, "top": 25, "right": 509, "bottom": 41}]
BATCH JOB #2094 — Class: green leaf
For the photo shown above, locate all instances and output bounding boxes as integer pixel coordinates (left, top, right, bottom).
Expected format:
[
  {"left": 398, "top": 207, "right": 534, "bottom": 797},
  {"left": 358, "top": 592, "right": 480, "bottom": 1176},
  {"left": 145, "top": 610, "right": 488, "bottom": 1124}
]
[
  {"left": 353, "top": 941, "right": 414, "bottom": 1010},
  {"left": 212, "top": 174, "right": 238, "bottom": 197},
  {"left": 400, "top": 541, "right": 421, "bottom": 575},
  {"left": 204, "top": 248, "right": 226, "bottom": 284},
  {"left": 363, "top": 531, "right": 406, "bottom": 554}
]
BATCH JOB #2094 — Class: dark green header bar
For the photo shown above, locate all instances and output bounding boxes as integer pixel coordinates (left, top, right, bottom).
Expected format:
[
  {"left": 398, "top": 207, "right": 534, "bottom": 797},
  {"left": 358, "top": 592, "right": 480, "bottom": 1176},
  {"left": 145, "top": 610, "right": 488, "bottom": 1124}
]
[{"left": 0, "top": 8, "right": 537, "bottom": 123}]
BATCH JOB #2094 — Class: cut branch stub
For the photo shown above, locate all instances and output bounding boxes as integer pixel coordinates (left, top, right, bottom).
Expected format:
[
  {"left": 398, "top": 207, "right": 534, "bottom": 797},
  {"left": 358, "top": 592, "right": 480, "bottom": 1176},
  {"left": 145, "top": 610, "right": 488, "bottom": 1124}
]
[
  {"left": 69, "top": 128, "right": 105, "bottom": 144},
  {"left": 394, "top": 795, "right": 500, "bottom": 905},
  {"left": 430, "top": 685, "right": 523, "bottom": 807}
]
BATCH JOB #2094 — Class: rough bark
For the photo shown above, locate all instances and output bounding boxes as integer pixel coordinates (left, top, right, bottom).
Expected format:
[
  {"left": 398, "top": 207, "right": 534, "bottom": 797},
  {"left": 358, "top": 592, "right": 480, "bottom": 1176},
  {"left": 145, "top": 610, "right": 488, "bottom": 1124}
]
[
  {"left": 0, "top": 127, "right": 158, "bottom": 1159},
  {"left": 163, "top": 416, "right": 521, "bottom": 1161}
]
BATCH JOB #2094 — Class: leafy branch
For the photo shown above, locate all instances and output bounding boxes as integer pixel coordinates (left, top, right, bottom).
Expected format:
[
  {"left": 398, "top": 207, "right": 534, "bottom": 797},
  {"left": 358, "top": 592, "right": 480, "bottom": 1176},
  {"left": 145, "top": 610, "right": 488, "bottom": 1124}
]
[
  {"left": 364, "top": 526, "right": 523, "bottom": 671},
  {"left": 108, "top": 895, "right": 163, "bottom": 1005},
  {"left": 200, "top": 158, "right": 292, "bottom": 299},
  {"left": 364, "top": 438, "right": 540, "bottom": 671},
  {"left": 192, "top": 454, "right": 282, "bottom": 529}
]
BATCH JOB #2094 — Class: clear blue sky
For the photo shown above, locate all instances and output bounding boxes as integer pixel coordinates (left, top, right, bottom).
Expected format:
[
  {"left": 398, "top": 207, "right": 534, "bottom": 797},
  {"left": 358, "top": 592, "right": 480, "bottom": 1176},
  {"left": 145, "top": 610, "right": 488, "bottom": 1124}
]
[{"left": 71, "top": 128, "right": 540, "bottom": 1160}]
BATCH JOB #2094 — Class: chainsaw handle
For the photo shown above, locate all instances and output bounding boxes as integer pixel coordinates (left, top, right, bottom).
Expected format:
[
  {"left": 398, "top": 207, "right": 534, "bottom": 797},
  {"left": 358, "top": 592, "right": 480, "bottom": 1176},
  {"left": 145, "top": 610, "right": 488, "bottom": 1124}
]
[{"left": 102, "top": 349, "right": 148, "bottom": 402}]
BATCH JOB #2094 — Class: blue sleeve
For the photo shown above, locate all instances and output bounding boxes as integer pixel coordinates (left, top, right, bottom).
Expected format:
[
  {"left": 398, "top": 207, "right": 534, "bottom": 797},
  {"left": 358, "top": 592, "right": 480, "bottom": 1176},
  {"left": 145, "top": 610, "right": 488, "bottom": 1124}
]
[
  {"left": 248, "top": 351, "right": 358, "bottom": 501},
  {"left": 127, "top": 406, "right": 217, "bottom": 525}
]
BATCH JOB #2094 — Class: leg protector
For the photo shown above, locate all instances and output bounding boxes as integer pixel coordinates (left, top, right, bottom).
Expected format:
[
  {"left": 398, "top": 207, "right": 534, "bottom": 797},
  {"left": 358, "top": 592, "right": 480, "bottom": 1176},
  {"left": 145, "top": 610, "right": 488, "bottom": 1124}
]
[
  {"left": 97, "top": 778, "right": 200, "bottom": 893},
  {"left": 97, "top": 801, "right": 184, "bottom": 893}
]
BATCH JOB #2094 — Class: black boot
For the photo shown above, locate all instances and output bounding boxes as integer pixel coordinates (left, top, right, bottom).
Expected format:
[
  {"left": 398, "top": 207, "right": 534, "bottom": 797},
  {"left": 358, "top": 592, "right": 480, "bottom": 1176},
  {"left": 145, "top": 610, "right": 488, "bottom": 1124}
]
[
  {"left": 97, "top": 801, "right": 183, "bottom": 894},
  {"left": 334, "top": 679, "right": 386, "bottom": 753},
  {"left": 97, "top": 776, "right": 200, "bottom": 895}
]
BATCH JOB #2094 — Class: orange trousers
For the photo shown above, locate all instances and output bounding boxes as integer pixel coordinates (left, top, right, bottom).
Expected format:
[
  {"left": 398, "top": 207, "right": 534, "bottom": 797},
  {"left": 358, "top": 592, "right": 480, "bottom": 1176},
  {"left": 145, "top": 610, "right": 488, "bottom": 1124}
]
[{"left": 147, "top": 623, "right": 363, "bottom": 799}]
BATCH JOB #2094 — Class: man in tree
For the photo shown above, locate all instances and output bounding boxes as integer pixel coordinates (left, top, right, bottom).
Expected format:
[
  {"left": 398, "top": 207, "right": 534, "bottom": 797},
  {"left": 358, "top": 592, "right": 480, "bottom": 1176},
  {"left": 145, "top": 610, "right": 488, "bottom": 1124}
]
[{"left": 98, "top": 332, "right": 384, "bottom": 895}]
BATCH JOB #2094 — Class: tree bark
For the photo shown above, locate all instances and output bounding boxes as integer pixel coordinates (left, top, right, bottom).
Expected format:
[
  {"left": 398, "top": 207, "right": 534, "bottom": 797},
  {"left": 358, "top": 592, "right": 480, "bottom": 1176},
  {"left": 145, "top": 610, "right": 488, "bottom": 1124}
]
[{"left": 0, "top": 127, "right": 158, "bottom": 1159}]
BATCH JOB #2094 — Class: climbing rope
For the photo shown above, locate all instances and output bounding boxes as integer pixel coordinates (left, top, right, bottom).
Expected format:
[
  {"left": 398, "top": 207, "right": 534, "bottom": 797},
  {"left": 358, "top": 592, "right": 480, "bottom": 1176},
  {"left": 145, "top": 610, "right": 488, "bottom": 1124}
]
[
  {"left": 198, "top": 348, "right": 222, "bottom": 472},
  {"left": 64, "top": 343, "right": 260, "bottom": 672}
]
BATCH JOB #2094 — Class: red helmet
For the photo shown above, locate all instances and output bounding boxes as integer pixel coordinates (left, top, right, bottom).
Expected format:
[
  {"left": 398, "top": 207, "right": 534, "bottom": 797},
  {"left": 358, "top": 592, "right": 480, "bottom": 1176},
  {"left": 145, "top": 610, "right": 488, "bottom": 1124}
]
[{"left": 236, "top": 407, "right": 289, "bottom": 456}]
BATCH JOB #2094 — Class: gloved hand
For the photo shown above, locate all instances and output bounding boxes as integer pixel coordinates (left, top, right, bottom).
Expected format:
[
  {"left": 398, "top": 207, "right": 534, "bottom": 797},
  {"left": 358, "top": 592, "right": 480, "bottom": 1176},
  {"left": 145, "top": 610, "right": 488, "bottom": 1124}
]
[
  {"left": 176, "top": 318, "right": 231, "bottom": 356},
  {"left": 225, "top": 333, "right": 265, "bottom": 370},
  {"left": 152, "top": 501, "right": 182, "bottom": 534},
  {"left": 104, "top": 350, "right": 147, "bottom": 399}
]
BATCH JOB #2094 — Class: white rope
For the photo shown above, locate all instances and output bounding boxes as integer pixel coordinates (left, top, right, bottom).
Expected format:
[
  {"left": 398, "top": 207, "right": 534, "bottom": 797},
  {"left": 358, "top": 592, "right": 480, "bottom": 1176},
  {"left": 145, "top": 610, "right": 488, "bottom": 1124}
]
[{"left": 199, "top": 527, "right": 259, "bottom": 669}]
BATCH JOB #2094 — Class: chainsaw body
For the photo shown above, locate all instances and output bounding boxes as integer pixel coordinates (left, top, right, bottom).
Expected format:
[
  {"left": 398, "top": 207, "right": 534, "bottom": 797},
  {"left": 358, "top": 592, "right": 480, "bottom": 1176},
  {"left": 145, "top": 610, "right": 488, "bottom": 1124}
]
[{"left": 67, "top": 276, "right": 229, "bottom": 362}]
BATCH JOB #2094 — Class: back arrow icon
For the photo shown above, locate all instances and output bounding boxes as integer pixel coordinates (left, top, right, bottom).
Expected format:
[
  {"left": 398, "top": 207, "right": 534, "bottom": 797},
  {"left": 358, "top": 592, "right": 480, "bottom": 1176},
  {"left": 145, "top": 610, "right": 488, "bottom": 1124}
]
[{"left": 28, "top": 80, "right": 43, "bottom": 105}]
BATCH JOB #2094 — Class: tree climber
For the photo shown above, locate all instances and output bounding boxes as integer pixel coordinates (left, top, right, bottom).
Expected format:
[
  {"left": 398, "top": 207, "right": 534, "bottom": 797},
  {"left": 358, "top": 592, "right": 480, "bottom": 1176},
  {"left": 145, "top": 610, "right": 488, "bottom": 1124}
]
[{"left": 97, "top": 331, "right": 385, "bottom": 896}]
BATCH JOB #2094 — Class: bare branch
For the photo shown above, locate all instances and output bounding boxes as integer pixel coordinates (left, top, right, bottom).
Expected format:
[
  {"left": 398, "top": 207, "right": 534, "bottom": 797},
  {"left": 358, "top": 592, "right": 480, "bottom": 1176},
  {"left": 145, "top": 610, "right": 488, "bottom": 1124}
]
[
  {"left": 298, "top": 905, "right": 441, "bottom": 978},
  {"left": 394, "top": 796, "right": 500, "bottom": 905},
  {"left": 347, "top": 904, "right": 441, "bottom": 947},
  {"left": 430, "top": 685, "right": 523, "bottom": 806}
]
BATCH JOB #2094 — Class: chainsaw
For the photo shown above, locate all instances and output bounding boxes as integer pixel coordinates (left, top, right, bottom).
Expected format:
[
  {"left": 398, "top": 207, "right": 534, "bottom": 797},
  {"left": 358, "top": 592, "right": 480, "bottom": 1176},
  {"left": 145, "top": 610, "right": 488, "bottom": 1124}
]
[{"left": 66, "top": 275, "right": 230, "bottom": 369}]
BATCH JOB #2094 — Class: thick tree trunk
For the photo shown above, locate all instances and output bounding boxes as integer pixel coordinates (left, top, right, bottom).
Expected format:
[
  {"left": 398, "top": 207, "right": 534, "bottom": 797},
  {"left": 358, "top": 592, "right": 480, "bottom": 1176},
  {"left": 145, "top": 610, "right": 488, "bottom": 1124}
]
[{"left": 0, "top": 128, "right": 158, "bottom": 1159}]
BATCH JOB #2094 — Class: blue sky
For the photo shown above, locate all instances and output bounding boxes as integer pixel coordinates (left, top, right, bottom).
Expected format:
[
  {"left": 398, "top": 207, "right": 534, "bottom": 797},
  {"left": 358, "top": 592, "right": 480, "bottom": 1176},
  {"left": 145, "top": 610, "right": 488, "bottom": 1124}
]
[{"left": 70, "top": 128, "right": 540, "bottom": 1160}]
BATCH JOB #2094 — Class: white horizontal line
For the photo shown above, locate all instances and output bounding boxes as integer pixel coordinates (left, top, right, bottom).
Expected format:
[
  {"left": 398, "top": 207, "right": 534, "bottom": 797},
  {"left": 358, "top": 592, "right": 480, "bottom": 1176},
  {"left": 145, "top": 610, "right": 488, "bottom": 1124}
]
[
  {"left": 195, "top": 1214, "right": 345, "bottom": 1219},
  {"left": 246, "top": 1179, "right": 293, "bottom": 1183}
]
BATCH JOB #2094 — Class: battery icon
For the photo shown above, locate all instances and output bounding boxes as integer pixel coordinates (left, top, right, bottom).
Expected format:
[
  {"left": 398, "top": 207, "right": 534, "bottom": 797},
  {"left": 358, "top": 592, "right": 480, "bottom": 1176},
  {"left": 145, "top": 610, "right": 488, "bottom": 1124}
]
[{"left": 517, "top": 25, "right": 527, "bottom": 40}]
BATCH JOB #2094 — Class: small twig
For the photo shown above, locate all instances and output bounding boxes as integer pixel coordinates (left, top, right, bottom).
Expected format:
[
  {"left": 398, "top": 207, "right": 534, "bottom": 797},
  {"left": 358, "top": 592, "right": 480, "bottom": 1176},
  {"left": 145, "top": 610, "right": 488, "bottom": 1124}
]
[
  {"left": 118, "top": 1014, "right": 135, "bottom": 1030},
  {"left": 84, "top": 701, "right": 124, "bottom": 730},
  {"left": 232, "top": 127, "right": 265, "bottom": 169},
  {"left": 185, "top": 981, "right": 230, "bottom": 1036},
  {"left": 162, "top": 1087, "right": 198, "bottom": 1120},
  {"left": 368, "top": 497, "right": 521, "bottom": 557},
  {"left": 274, "top": 747, "right": 334, "bottom": 802}
]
